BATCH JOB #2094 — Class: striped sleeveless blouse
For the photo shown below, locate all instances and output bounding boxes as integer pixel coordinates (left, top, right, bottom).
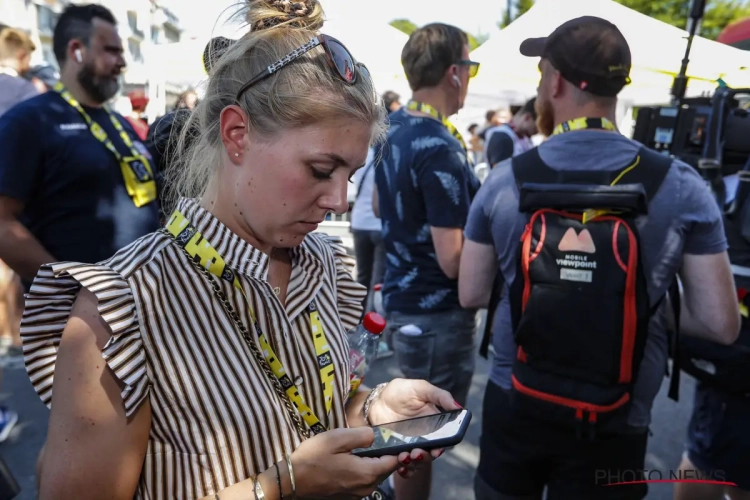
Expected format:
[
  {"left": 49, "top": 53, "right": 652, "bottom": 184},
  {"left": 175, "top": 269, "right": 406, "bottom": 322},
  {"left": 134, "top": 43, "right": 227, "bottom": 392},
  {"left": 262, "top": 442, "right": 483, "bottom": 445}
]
[{"left": 22, "top": 198, "right": 366, "bottom": 499}]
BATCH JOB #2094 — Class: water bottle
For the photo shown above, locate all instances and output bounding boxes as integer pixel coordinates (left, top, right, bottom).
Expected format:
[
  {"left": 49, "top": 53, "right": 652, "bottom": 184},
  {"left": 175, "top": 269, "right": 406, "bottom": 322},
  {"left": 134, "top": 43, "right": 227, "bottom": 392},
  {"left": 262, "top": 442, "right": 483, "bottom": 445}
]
[{"left": 348, "top": 312, "right": 387, "bottom": 398}]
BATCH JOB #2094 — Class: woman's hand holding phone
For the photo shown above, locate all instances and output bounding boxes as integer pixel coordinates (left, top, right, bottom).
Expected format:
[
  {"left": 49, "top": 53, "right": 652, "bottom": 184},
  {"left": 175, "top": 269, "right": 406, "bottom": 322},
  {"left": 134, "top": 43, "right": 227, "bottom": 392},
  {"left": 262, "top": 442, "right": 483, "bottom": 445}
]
[
  {"left": 286, "top": 379, "right": 460, "bottom": 497},
  {"left": 289, "top": 426, "right": 400, "bottom": 499},
  {"left": 367, "top": 378, "right": 462, "bottom": 463}
]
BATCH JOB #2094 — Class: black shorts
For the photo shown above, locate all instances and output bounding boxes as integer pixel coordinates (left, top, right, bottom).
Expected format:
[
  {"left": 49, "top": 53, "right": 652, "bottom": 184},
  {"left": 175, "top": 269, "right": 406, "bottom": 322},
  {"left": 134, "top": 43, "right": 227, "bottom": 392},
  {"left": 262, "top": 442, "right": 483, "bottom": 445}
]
[
  {"left": 686, "top": 383, "right": 750, "bottom": 491},
  {"left": 475, "top": 381, "right": 649, "bottom": 500}
]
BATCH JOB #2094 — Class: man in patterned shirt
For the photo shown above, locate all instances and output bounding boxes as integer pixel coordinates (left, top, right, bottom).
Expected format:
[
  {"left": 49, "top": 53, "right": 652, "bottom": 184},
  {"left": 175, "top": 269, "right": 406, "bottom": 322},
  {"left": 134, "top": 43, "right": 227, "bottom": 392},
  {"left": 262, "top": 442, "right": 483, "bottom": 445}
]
[{"left": 373, "top": 22, "right": 481, "bottom": 500}]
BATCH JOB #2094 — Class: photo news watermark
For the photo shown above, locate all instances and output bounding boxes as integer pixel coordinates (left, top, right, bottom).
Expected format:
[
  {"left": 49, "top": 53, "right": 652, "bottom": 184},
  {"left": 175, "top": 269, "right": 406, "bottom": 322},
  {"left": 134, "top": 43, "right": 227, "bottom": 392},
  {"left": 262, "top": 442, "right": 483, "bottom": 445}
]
[{"left": 595, "top": 469, "right": 738, "bottom": 487}]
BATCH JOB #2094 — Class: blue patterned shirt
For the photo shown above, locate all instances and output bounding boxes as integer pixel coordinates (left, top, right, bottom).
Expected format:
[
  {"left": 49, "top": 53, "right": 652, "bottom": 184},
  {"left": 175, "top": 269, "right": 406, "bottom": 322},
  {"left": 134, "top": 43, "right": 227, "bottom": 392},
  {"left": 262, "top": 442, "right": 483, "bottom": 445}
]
[{"left": 374, "top": 108, "right": 481, "bottom": 314}]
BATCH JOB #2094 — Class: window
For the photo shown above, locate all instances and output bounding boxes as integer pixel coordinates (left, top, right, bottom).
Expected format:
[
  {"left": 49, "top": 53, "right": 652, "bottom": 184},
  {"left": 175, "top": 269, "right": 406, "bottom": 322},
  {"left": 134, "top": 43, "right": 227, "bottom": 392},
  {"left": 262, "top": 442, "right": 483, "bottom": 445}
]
[
  {"left": 42, "top": 45, "right": 58, "bottom": 69},
  {"left": 128, "top": 40, "right": 143, "bottom": 63},
  {"left": 127, "top": 11, "right": 144, "bottom": 39},
  {"left": 36, "top": 5, "right": 59, "bottom": 36},
  {"left": 164, "top": 26, "right": 180, "bottom": 43}
]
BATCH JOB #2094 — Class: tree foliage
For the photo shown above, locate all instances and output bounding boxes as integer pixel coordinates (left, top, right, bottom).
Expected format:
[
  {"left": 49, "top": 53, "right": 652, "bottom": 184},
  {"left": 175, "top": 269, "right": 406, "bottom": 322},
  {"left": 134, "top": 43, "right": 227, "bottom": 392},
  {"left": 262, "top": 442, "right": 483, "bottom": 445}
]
[
  {"left": 494, "top": 0, "right": 750, "bottom": 40},
  {"left": 389, "top": 18, "right": 488, "bottom": 50},
  {"left": 389, "top": 19, "right": 418, "bottom": 36},
  {"left": 499, "top": 0, "right": 535, "bottom": 28},
  {"left": 466, "top": 32, "right": 481, "bottom": 51},
  {"left": 613, "top": 0, "right": 750, "bottom": 40}
]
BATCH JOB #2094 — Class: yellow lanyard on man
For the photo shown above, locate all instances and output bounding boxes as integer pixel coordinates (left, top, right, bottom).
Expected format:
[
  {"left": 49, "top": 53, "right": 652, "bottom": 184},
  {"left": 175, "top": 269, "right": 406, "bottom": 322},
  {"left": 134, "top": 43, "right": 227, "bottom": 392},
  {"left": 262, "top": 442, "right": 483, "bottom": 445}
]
[
  {"left": 407, "top": 100, "right": 467, "bottom": 152},
  {"left": 166, "top": 210, "right": 335, "bottom": 435},
  {"left": 552, "top": 117, "right": 629, "bottom": 223},
  {"left": 54, "top": 83, "right": 157, "bottom": 208},
  {"left": 552, "top": 117, "right": 618, "bottom": 136}
]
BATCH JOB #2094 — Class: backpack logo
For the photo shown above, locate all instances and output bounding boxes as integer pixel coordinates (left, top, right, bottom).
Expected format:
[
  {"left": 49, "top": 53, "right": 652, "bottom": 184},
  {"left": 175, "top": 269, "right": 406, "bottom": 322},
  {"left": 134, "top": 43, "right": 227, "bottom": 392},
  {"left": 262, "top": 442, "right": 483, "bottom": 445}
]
[
  {"left": 556, "top": 228, "right": 598, "bottom": 283},
  {"left": 558, "top": 228, "right": 596, "bottom": 253}
]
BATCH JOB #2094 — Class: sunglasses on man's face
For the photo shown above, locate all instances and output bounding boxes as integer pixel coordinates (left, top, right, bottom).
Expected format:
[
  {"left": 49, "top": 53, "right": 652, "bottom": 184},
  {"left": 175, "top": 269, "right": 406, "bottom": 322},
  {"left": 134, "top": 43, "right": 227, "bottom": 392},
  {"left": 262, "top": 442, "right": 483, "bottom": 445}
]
[
  {"left": 235, "top": 34, "right": 370, "bottom": 102},
  {"left": 457, "top": 59, "right": 480, "bottom": 79}
]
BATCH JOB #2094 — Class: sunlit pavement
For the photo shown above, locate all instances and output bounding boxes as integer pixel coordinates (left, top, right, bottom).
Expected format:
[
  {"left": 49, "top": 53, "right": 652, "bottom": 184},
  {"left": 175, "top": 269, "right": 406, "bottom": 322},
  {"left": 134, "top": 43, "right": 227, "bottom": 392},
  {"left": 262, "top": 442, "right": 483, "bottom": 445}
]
[{"left": 0, "top": 228, "right": 697, "bottom": 499}]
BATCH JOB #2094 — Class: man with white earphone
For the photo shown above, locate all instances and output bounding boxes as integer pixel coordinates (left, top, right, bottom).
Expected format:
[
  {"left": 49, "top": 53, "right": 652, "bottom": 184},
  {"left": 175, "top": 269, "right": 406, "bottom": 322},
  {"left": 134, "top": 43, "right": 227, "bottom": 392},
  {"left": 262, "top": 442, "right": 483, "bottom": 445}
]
[
  {"left": 372, "top": 22, "right": 481, "bottom": 500},
  {"left": 0, "top": 3, "right": 160, "bottom": 289}
]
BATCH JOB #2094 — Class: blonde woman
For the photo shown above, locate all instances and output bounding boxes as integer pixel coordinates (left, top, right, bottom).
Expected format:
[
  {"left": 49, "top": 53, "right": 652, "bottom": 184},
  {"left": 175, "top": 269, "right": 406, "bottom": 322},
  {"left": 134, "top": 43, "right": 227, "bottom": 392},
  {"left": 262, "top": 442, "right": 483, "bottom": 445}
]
[
  {"left": 0, "top": 26, "right": 38, "bottom": 116},
  {"left": 23, "top": 1, "right": 458, "bottom": 499}
]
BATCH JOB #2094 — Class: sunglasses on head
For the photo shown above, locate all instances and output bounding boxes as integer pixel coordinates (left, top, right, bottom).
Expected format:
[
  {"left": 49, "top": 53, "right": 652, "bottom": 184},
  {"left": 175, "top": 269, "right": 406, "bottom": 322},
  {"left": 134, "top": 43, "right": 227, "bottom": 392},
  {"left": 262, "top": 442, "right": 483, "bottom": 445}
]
[
  {"left": 457, "top": 59, "right": 480, "bottom": 79},
  {"left": 235, "top": 34, "right": 370, "bottom": 102}
]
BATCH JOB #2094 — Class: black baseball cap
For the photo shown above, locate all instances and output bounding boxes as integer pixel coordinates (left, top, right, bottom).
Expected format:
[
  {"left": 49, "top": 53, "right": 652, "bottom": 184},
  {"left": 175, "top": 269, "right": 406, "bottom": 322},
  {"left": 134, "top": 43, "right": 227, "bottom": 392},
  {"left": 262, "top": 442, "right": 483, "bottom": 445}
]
[
  {"left": 520, "top": 16, "right": 632, "bottom": 97},
  {"left": 25, "top": 65, "right": 60, "bottom": 89},
  {"left": 203, "top": 36, "right": 236, "bottom": 74}
]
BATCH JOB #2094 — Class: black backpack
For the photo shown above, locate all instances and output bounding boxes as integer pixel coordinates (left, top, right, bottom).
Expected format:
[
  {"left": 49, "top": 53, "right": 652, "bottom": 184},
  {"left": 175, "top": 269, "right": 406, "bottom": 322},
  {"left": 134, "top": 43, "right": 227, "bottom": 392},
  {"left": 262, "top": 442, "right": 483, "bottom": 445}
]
[
  {"left": 504, "top": 147, "right": 671, "bottom": 439},
  {"left": 669, "top": 170, "right": 750, "bottom": 397}
]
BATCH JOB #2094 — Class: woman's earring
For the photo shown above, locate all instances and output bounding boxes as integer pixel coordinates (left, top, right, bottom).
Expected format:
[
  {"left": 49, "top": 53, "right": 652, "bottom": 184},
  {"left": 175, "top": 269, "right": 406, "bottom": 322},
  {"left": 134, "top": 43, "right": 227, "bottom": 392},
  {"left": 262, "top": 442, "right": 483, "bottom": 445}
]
[{"left": 234, "top": 153, "right": 240, "bottom": 157}]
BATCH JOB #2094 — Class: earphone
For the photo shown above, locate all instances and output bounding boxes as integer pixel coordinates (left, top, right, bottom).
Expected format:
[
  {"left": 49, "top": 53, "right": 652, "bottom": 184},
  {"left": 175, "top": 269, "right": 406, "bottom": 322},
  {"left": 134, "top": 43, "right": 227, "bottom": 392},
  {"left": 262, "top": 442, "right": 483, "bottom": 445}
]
[
  {"left": 452, "top": 75, "right": 461, "bottom": 87},
  {"left": 75, "top": 49, "right": 83, "bottom": 63}
]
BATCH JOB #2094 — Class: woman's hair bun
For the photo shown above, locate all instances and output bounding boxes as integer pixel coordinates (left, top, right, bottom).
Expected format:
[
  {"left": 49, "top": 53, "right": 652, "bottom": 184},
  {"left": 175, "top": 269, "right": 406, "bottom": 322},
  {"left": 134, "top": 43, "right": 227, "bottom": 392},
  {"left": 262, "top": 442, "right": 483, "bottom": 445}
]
[{"left": 246, "top": 0, "right": 324, "bottom": 32}]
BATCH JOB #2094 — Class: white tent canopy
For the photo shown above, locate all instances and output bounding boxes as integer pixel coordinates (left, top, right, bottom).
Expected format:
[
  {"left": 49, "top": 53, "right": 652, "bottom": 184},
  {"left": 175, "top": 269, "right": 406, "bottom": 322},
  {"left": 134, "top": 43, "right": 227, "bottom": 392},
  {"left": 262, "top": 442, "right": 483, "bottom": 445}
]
[{"left": 465, "top": 0, "right": 750, "bottom": 111}]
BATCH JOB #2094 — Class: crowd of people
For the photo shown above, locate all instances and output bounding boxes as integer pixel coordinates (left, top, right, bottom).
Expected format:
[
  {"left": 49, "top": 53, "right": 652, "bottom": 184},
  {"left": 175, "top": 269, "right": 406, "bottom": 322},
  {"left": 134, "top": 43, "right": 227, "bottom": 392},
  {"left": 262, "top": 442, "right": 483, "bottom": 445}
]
[{"left": 0, "top": 1, "right": 748, "bottom": 500}]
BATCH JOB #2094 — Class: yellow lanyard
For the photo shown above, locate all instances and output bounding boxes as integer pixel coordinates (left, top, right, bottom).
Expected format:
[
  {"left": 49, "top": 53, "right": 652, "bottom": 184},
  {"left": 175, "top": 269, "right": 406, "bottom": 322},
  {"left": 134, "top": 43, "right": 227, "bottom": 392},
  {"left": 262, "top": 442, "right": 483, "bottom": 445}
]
[
  {"left": 552, "top": 117, "right": 617, "bottom": 136},
  {"left": 407, "top": 100, "right": 467, "bottom": 151},
  {"left": 54, "top": 83, "right": 157, "bottom": 208},
  {"left": 165, "top": 209, "right": 334, "bottom": 435}
]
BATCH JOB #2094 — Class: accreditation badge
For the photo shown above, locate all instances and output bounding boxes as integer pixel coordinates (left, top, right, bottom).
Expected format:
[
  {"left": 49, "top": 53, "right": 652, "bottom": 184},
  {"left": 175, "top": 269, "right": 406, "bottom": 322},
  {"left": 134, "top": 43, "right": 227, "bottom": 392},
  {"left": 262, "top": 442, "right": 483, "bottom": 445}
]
[{"left": 120, "top": 154, "right": 157, "bottom": 207}]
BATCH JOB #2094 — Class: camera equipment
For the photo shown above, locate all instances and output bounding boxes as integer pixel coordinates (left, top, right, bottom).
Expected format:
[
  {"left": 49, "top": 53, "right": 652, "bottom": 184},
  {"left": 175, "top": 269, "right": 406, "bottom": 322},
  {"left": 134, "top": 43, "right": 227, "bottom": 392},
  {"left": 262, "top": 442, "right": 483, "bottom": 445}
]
[
  {"left": 634, "top": 0, "right": 750, "bottom": 403},
  {"left": 633, "top": 88, "right": 750, "bottom": 185},
  {"left": 632, "top": 0, "right": 750, "bottom": 207}
]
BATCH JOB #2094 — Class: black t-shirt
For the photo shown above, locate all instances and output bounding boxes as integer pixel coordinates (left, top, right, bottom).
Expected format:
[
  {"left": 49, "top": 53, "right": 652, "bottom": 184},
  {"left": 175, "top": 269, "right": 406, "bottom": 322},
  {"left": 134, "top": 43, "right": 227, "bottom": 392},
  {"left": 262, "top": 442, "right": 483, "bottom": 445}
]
[
  {"left": 0, "top": 92, "right": 160, "bottom": 266},
  {"left": 146, "top": 108, "right": 193, "bottom": 174},
  {"left": 485, "top": 128, "right": 516, "bottom": 167},
  {"left": 145, "top": 109, "right": 194, "bottom": 216}
]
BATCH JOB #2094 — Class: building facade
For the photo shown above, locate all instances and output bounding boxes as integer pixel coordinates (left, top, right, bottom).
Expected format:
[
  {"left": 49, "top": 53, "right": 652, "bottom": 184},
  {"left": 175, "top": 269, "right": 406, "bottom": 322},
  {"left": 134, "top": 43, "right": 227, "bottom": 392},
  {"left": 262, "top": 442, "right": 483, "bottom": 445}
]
[{"left": 0, "top": 0, "right": 184, "bottom": 116}]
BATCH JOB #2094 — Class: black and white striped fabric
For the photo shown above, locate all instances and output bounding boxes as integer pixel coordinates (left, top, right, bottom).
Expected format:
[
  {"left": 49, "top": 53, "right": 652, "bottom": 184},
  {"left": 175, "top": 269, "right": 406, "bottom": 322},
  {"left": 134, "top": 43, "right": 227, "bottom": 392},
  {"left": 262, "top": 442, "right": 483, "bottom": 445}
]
[{"left": 21, "top": 198, "right": 366, "bottom": 499}]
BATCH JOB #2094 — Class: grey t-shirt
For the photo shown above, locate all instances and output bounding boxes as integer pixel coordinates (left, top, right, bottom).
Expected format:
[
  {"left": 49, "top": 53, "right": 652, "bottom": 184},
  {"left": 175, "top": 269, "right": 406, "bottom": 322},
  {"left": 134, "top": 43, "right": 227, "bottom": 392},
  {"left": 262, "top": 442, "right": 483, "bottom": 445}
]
[
  {"left": 465, "top": 130, "right": 727, "bottom": 427},
  {"left": 0, "top": 73, "right": 38, "bottom": 117}
]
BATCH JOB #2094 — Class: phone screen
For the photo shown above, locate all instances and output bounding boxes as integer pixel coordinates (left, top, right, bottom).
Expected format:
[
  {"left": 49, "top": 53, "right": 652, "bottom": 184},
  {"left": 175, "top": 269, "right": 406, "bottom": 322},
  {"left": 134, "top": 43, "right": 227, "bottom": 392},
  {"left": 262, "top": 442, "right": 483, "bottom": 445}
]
[{"left": 353, "top": 409, "right": 469, "bottom": 454}]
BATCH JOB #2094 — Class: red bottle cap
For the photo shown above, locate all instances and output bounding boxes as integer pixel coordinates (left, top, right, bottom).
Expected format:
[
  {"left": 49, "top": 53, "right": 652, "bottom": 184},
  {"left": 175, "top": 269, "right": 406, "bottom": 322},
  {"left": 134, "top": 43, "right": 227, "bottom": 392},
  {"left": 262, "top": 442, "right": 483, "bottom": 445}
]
[
  {"left": 363, "top": 312, "right": 387, "bottom": 335},
  {"left": 373, "top": 283, "right": 383, "bottom": 291}
]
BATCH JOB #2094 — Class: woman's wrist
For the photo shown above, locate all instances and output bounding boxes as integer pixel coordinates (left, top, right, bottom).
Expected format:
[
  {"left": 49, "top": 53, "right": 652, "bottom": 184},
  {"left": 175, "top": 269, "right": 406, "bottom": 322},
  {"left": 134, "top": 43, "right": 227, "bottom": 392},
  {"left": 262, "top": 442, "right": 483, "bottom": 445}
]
[
  {"left": 257, "top": 460, "right": 292, "bottom": 500},
  {"left": 362, "top": 382, "right": 388, "bottom": 426},
  {"left": 344, "top": 385, "right": 371, "bottom": 427},
  {"left": 205, "top": 470, "right": 279, "bottom": 500}
]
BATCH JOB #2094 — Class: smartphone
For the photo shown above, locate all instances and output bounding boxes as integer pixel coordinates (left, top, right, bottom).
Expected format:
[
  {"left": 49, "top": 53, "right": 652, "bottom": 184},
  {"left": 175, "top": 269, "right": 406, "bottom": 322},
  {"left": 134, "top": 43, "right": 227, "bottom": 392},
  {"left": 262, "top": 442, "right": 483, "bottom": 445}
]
[{"left": 352, "top": 409, "right": 472, "bottom": 458}]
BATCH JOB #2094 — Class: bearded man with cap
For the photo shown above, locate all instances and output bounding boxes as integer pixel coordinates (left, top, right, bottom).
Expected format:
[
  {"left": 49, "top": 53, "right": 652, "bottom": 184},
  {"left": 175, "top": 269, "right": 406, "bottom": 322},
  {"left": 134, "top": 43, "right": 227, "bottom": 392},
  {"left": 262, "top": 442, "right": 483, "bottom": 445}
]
[{"left": 457, "top": 17, "right": 740, "bottom": 500}]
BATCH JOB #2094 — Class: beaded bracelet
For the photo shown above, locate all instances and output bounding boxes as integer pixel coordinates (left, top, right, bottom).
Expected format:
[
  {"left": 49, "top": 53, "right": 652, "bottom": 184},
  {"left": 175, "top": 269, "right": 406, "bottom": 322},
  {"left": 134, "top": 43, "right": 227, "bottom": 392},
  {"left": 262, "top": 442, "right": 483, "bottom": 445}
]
[{"left": 363, "top": 383, "right": 387, "bottom": 426}]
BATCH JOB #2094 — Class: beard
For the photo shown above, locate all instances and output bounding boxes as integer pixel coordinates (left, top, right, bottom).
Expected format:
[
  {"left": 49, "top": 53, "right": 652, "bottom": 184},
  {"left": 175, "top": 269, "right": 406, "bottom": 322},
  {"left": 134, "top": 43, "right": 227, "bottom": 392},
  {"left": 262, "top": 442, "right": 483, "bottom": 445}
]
[
  {"left": 77, "top": 62, "right": 119, "bottom": 104},
  {"left": 535, "top": 95, "right": 555, "bottom": 138}
]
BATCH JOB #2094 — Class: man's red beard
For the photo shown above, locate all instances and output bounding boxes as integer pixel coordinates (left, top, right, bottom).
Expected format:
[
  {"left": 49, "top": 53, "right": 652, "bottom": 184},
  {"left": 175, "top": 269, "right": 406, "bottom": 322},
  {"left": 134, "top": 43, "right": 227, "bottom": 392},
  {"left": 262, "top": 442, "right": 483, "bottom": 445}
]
[{"left": 535, "top": 96, "right": 555, "bottom": 137}]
